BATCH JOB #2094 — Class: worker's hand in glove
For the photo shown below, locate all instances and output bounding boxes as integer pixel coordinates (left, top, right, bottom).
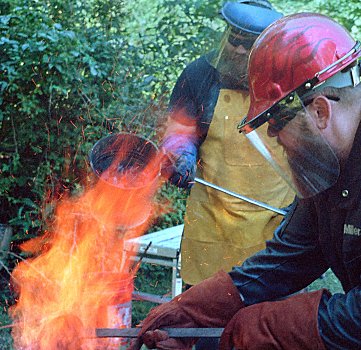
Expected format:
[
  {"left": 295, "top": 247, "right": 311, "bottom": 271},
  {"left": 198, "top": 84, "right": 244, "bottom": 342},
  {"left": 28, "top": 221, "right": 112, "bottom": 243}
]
[
  {"left": 166, "top": 150, "right": 197, "bottom": 189},
  {"left": 161, "top": 134, "right": 198, "bottom": 189},
  {"left": 219, "top": 289, "right": 327, "bottom": 350},
  {"left": 130, "top": 270, "right": 244, "bottom": 350}
]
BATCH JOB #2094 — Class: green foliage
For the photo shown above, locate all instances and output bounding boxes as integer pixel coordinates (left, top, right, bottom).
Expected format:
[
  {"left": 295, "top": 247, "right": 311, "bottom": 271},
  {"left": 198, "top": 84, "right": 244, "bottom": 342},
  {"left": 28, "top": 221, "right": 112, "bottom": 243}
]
[
  {"left": 307, "top": 269, "right": 343, "bottom": 294},
  {"left": 0, "top": 0, "right": 217, "bottom": 341},
  {"left": 313, "top": 0, "right": 361, "bottom": 38},
  {"left": 0, "top": 307, "right": 13, "bottom": 349},
  {"left": 132, "top": 263, "right": 173, "bottom": 326},
  {"left": 0, "top": 0, "right": 160, "bottom": 237},
  {"left": 150, "top": 183, "right": 188, "bottom": 232},
  {"left": 125, "top": 0, "right": 223, "bottom": 99},
  {"left": 0, "top": 0, "right": 220, "bottom": 241},
  {"left": 273, "top": 0, "right": 361, "bottom": 38}
]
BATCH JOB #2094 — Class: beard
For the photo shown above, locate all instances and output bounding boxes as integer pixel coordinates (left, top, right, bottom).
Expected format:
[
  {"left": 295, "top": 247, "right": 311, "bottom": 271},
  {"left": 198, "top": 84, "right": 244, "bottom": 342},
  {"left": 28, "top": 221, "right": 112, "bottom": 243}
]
[
  {"left": 282, "top": 121, "right": 340, "bottom": 198},
  {"left": 216, "top": 51, "right": 249, "bottom": 90}
]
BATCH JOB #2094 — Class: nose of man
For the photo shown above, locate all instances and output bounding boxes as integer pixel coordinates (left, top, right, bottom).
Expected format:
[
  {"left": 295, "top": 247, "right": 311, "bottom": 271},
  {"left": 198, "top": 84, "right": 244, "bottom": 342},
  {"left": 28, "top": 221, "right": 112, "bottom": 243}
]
[
  {"left": 234, "top": 44, "right": 248, "bottom": 55},
  {"left": 267, "top": 124, "right": 279, "bottom": 138}
]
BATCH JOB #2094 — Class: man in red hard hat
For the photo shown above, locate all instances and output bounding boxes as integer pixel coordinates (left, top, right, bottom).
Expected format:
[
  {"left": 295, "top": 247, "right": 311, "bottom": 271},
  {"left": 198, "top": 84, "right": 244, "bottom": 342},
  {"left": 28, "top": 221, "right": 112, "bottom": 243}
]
[{"left": 132, "top": 13, "right": 361, "bottom": 350}]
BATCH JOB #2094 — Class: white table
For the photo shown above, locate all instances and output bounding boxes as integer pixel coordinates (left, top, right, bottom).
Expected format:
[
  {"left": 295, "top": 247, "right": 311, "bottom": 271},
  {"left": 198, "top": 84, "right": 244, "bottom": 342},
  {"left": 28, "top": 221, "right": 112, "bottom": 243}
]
[{"left": 125, "top": 224, "right": 183, "bottom": 303}]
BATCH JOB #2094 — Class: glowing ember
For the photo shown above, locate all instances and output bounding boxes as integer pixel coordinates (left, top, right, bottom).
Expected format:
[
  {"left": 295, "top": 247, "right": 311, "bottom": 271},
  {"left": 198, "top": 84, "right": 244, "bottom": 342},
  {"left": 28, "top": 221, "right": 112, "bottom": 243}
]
[{"left": 9, "top": 134, "right": 164, "bottom": 349}]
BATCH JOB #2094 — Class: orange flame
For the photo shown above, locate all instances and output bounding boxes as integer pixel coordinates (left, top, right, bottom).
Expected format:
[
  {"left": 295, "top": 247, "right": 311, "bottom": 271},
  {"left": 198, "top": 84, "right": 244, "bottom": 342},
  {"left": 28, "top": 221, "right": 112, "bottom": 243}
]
[{"left": 10, "top": 136, "right": 165, "bottom": 349}]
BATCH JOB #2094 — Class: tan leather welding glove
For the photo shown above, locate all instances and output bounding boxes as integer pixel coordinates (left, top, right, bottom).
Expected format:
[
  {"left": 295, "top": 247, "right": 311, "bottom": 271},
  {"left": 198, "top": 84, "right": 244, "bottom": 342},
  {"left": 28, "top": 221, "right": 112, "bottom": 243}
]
[
  {"left": 130, "top": 270, "right": 244, "bottom": 350},
  {"left": 219, "top": 289, "right": 327, "bottom": 350}
]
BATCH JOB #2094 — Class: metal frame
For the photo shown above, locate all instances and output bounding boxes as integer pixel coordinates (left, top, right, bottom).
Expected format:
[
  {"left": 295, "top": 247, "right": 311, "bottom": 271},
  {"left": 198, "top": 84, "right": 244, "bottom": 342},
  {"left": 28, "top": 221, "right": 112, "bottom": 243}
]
[{"left": 125, "top": 225, "right": 183, "bottom": 303}]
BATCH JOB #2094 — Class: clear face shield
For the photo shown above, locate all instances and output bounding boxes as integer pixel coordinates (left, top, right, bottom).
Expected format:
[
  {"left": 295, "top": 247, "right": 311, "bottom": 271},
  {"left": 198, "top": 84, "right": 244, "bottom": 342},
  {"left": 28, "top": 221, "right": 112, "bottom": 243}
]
[
  {"left": 241, "top": 93, "right": 340, "bottom": 198},
  {"left": 208, "top": 26, "right": 258, "bottom": 89},
  {"left": 239, "top": 54, "right": 361, "bottom": 198}
]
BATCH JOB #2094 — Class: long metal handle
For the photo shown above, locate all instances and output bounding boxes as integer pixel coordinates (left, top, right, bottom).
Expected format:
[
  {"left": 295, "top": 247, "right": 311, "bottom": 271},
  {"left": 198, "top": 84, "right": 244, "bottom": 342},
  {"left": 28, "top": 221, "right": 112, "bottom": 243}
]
[
  {"left": 194, "top": 177, "right": 286, "bottom": 216},
  {"left": 96, "top": 327, "right": 224, "bottom": 338}
]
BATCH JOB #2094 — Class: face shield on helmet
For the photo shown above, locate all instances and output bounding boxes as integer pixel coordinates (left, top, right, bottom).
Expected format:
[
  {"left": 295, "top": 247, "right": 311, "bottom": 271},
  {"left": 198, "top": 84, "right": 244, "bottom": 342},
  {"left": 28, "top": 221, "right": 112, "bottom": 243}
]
[
  {"left": 210, "top": 27, "right": 258, "bottom": 89},
  {"left": 208, "top": 1, "right": 282, "bottom": 89},
  {"left": 238, "top": 13, "right": 361, "bottom": 198}
]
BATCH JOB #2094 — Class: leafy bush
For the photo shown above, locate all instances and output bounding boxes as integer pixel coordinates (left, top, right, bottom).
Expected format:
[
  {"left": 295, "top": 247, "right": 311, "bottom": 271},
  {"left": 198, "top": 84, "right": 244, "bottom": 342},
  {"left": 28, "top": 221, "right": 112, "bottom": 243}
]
[
  {"left": 273, "top": 0, "right": 361, "bottom": 37},
  {"left": 0, "top": 0, "right": 219, "bottom": 238},
  {"left": 0, "top": 0, "right": 217, "bottom": 342},
  {"left": 132, "top": 263, "right": 173, "bottom": 326},
  {"left": 0, "top": 0, "right": 142, "bottom": 235}
]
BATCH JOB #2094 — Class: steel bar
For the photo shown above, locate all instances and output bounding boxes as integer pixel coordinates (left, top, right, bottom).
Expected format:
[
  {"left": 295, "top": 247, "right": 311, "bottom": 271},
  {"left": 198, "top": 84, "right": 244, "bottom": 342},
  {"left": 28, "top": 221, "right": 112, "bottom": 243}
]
[
  {"left": 195, "top": 177, "right": 286, "bottom": 216},
  {"left": 132, "top": 291, "right": 171, "bottom": 304},
  {"left": 96, "top": 327, "right": 224, "bottom": 338}
]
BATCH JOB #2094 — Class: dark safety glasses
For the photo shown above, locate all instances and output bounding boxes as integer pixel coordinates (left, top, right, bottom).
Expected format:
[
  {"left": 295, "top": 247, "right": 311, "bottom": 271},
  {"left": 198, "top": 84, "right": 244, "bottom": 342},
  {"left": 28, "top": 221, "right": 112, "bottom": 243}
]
[{"left": 228, "top": 31, "right": 257, "bottom": 50}]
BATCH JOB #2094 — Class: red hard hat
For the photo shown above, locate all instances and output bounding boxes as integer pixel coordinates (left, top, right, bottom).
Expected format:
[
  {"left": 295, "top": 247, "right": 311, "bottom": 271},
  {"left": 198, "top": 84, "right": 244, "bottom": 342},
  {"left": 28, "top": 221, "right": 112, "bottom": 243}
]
[{"left": 244, "top": 12, "right": 361, "bottom": 131}]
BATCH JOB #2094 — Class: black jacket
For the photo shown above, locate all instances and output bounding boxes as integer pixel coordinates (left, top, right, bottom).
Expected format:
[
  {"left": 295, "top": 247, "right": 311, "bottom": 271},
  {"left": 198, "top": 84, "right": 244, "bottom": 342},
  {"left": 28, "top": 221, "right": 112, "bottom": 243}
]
[
  {"left": 229, "top": 123, "right": 361, "bottom": 348},
  {"left": 168, "top": 54, "right": 240, "bottom": 143}
]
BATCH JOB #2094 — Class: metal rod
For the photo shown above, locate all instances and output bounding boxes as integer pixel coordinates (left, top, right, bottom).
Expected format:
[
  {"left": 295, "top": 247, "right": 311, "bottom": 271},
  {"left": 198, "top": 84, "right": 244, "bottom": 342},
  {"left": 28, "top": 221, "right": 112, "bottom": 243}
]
[
  {"left": 130, "top": 241, "right": 152, "bottom": 273},
  {"left": 194, "top": 177, "right": 286, "bottom": 216},
  {"left": 96, "top": 327, "right": 224, "bottom": 338},
  {"left": 132, "top": 291, "right": 171, "bottom": 304}
]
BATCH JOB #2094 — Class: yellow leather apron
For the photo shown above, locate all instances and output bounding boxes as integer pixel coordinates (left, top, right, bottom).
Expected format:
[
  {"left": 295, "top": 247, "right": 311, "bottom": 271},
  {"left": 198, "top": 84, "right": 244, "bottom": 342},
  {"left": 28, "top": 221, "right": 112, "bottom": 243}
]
[{"left": 181, "top": 89, "right": 295, "bottom": 285}]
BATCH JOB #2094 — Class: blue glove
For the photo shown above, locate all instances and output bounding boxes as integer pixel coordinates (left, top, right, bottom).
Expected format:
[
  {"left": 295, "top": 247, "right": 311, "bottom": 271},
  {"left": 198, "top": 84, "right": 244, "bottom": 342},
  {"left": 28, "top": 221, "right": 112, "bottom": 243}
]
[
  {"left": 161, "top": 136, "right": 198, "bottom": 189},
  {"left": 168, "top": 149, "right": 197, "bottom": 189}
]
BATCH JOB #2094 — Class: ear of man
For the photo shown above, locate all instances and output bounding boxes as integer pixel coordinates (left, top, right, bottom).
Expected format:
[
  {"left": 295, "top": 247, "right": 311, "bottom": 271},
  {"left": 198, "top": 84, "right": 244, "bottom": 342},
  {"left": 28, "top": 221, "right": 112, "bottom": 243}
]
[{"left": 309, "top": 95, "right": 332, "bottom": 130}]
